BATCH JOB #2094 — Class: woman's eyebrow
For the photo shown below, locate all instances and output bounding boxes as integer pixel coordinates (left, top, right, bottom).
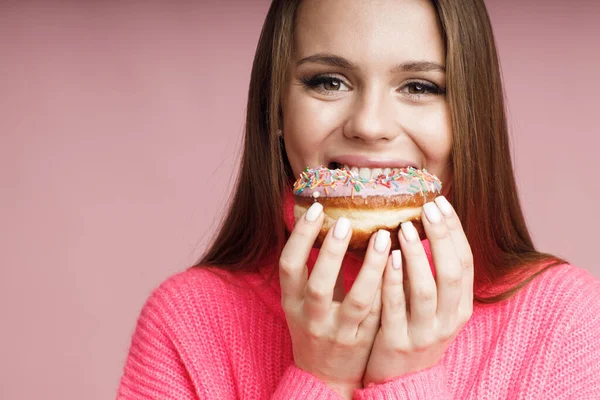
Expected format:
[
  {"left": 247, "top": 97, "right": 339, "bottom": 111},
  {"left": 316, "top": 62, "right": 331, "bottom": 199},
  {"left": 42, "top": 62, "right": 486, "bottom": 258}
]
[
  {"left": 296, "top": 53, "right": 445, "bottom": 73},
  {"left": 297, "top": 53, "right": 355, "bottom": 68},
  {"left": 393, "top": 61, "right": 445, "bottom": 73}
]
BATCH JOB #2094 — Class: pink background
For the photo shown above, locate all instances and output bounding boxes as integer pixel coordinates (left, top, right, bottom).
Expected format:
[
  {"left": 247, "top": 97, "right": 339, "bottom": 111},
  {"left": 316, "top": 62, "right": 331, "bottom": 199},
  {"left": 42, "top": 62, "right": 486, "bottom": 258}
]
[{"left": 1, "top": 1, "right": 598, "bottom": 399}]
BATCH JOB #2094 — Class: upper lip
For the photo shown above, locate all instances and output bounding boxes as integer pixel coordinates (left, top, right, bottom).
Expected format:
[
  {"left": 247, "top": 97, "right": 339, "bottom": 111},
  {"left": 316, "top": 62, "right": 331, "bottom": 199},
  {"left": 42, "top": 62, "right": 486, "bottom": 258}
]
[{"left": 328, "top": 155, "right": 419, "bottom": 169}]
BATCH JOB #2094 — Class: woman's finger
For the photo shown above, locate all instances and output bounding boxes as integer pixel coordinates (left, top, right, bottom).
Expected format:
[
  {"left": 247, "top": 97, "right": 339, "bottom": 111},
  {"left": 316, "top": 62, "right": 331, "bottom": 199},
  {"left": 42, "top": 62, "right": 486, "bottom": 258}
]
[
  {"left": 279, "top": 203, "right": 323, "bottom": 305},
  {"left": 434, "top": 196, "right": 474, "bottom": 318},
  {"left": 399, "top": 221, "right": 437, "bottom": 326},
  {"left": 421, "top": 202, "right": 462, "bottom": 324},
  {"left": 304, "top": 217, "right": 352, "bottom": 319},
  {"left": 381, "top": 250, "right": 408, "bottom": 334},
  {"left": 360, "top": 278, "right": 383, "bottom": 336},
  {"left": 340, "top": 230, "right": 390, "bottom": 334}
]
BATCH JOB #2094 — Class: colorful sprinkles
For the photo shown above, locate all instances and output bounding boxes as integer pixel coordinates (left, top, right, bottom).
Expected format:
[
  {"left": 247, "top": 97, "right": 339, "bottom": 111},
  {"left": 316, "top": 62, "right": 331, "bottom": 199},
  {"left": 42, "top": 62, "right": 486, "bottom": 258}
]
[{"left": 293, "top": 166, "right": 442, "bottom": 197}]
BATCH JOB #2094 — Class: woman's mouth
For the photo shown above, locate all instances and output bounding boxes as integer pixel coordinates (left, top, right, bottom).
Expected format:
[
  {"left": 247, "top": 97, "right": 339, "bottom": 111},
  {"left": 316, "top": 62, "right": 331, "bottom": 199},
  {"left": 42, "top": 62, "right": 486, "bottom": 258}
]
[{"left": 327, "top": 162, "right": 418, "bottom": 180}]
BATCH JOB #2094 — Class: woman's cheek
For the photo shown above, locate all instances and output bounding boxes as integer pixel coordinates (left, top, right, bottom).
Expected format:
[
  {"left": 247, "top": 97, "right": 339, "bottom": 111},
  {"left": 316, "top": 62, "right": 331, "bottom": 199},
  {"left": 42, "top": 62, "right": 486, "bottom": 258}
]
[
  {"left": 284, "top": 136, "right": 318, "bottom": 176},
  {"left": 408, "top": 105, "right": 451, "bottom": 159},
  {"left": 283, "top": 117, "right": 327, "bottom": 175},
  {"left": 293, "top": 96, "right": 346, "bottom": 134},
  {"left": 399, "top": 103, "right": 452, "bottom": 184},
  {"left": 283, "top": 96, "right": 346, "bottom": 174}
]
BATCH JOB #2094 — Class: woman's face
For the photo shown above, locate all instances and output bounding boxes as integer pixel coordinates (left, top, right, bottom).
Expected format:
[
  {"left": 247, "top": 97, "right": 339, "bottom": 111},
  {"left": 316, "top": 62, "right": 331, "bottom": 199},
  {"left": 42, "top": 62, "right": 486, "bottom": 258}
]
[{"left": 282, "top": 0, "right": 452, "bottom": 192}]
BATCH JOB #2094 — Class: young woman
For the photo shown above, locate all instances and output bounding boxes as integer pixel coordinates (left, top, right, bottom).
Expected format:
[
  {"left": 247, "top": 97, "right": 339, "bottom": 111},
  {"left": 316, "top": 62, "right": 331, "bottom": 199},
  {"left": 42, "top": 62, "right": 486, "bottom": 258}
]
[{"left": 118, "top": 0, "right": 600, "bottom": 399}]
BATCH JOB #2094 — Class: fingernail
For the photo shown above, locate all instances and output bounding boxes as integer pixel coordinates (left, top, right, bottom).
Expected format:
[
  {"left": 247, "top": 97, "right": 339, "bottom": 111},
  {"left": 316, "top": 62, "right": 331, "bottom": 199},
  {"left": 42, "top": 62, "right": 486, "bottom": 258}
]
[
  {"left": 434, "top": 196, "right": 453, "bottom": 216},
  {"left": 305, "top": 202, "right": 323, "bottom": 222},
  {"left": 333, "top": 217, "right": 351, "bottom": 239},
  {"left": 374, "top": 230, "right": 390, "bottom": 253},
  {"left": 392, "top": 250, "right": 402, "bottom": 270},
  {"left": 423, "top": 202, "right": 442, "bottom": 224},
  {"left": 401, "top": 221, "right": 419, "bottom": 242}
]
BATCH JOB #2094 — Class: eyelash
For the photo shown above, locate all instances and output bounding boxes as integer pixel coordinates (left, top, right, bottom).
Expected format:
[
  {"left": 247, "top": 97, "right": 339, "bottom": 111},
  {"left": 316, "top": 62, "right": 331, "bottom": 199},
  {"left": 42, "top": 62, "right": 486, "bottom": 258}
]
[
  {"left": 299, "top": 75, "right": 446, "bottom": 99},
  {"left": 299, "top": 75, "right": 350, "bottom": 93}
]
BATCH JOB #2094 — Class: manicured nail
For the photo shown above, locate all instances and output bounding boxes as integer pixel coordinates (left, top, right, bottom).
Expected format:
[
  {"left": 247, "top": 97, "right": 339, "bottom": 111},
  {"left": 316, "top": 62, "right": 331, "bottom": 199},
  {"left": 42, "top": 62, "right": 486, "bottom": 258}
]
[
  {"left": 401, "top": 221, "right": 419, "bottom": 242},
  {"left": 423, "top": 202, "right": 442, "bottom": 224},
  {"left": 305, "top": 202, "right": 323, "bottom": 222},
  {"left": 374, "top": 230, "right": 390, "bottom": 253},
  {"left": 391, "top": 250, "right": 402, "bottom": 270},
  {"left": 434, "top": 196, "right": 453, "bottom": 216},
  {"left": 333, "top": 217, "right": 351, "bottom": 239}
]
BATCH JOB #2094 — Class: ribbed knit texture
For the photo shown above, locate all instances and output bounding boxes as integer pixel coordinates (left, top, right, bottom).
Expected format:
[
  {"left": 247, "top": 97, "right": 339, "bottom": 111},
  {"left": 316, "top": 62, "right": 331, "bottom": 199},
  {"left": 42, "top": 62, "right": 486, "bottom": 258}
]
[{"left": 118, "top": 257, "right": 600, "bottom": 399}]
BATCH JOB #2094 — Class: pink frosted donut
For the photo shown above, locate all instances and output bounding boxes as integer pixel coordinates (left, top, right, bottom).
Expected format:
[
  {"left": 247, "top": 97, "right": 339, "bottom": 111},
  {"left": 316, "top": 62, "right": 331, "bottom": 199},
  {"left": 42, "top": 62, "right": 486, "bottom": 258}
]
[{"left": 293, "top": 166, "right": 443, "bottom": 251}]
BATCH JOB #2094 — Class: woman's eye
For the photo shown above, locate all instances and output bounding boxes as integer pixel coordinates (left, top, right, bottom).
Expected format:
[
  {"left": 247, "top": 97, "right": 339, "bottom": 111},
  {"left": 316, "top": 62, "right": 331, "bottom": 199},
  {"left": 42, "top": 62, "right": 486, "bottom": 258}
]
[
  {"left": 401, "top": 81, "right": 445, "bottom": 97},
  {"left": 322, "top": 79, "right": 343, "bottom": 91},
  {"left": 408, "top": 83, "right": 427, "bottom": 95},
  {"left": 301, "top": 76, "right": 350, "bottom": 93}
]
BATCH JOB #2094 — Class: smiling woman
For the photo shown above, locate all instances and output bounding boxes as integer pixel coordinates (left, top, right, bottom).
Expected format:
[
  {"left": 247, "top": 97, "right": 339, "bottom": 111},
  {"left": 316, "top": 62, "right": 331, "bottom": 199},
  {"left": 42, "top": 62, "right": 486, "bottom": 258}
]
[
  {"left": 284, "top": 0, "right": 451, "bottom": 194},
  {"left": 118, "top": 0, "right": 600, "bottom": 399}
]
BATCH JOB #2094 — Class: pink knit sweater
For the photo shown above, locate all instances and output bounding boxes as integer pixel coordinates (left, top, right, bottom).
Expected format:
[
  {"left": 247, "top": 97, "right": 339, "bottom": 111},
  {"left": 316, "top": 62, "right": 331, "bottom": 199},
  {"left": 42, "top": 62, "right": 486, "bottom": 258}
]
[{"left": 118, "top": 246, "right": 600, "bottom": 399}]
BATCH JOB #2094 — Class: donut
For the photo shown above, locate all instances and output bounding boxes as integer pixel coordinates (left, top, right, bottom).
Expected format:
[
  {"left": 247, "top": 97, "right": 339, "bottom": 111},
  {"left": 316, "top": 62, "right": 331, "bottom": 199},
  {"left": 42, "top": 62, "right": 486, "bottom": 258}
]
[{"left": 293, "top": 166, "right": 442, "bottom": 251}]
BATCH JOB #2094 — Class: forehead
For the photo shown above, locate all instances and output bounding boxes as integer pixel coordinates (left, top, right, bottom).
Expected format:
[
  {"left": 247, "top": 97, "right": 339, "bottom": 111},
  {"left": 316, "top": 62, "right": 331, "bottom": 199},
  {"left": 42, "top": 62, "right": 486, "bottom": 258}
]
[{"left": 294, "top": 0, "right": 445, "bottom": 66}]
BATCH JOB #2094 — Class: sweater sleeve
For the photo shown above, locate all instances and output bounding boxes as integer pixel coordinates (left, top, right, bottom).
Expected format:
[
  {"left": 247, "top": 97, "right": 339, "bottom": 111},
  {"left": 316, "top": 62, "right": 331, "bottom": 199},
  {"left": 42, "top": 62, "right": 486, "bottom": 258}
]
[
  {"left": 545, "top": 272, "right": 600, "bottom": 399},
  {"left": 271, "top": 365, "right": 346, "bottom": 399},
  {"left": 117, "top": 293, "right": 197, "bottom": 400},
  {"left": 117, "top": 273, "right": 349, "bottom": 400},
  {"left": 352, "top": 363, "right": 452, "bottom": 400}
]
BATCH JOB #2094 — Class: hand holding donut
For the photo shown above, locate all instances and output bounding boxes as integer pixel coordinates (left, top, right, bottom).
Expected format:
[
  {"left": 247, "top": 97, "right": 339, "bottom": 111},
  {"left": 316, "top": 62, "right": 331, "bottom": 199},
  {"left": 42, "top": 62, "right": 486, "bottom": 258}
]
[
  {"left": 279, "top": 202, "right": 391, "bottom": 399},
  {"left": 286, "top": 166, "right": 473, "bottom": 392},
  {"left": 362, "top": 196, "right": 474, "bottom": 386}
]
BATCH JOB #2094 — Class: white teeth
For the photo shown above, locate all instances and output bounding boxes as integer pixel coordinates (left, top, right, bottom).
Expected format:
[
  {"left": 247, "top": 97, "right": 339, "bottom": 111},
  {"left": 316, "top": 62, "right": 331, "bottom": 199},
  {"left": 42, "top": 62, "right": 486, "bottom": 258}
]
[
  {"left": 341, "top": 166, "right": 402, "bottom": 179},
  {"left": 359, "top": 167, "right": 371, "bottom": 180}
]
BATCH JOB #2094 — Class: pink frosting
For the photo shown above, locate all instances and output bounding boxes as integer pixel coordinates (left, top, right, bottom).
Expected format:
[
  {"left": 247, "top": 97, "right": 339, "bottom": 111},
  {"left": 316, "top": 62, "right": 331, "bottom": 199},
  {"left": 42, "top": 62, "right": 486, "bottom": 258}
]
[{"left": 293, "top": 166, "right": 442, "bottom": 198}]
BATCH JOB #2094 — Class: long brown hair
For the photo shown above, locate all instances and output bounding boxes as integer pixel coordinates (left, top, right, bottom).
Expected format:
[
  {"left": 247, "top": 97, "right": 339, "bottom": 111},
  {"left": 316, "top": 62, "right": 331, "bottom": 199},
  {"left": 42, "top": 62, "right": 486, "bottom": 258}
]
[{"left": 196, "top": 0, "right": 565, "bottom": 304}]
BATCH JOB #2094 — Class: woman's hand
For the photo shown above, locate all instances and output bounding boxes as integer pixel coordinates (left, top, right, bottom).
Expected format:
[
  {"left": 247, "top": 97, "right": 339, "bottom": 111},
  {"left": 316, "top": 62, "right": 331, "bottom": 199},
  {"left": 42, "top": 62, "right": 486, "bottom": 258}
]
[
  {"left": 279, "top": 202, "right": 391, "bottom": 398},
  {"left": 363, "top": 196, "right": 474, "bottom": 386}
]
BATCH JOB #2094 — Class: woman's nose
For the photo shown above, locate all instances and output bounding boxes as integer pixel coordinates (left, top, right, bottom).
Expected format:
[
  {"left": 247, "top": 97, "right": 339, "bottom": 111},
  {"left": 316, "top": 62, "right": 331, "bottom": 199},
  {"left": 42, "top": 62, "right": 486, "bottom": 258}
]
[{"left": 343, "top": 88, "right": 399, "bottom": 143}]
